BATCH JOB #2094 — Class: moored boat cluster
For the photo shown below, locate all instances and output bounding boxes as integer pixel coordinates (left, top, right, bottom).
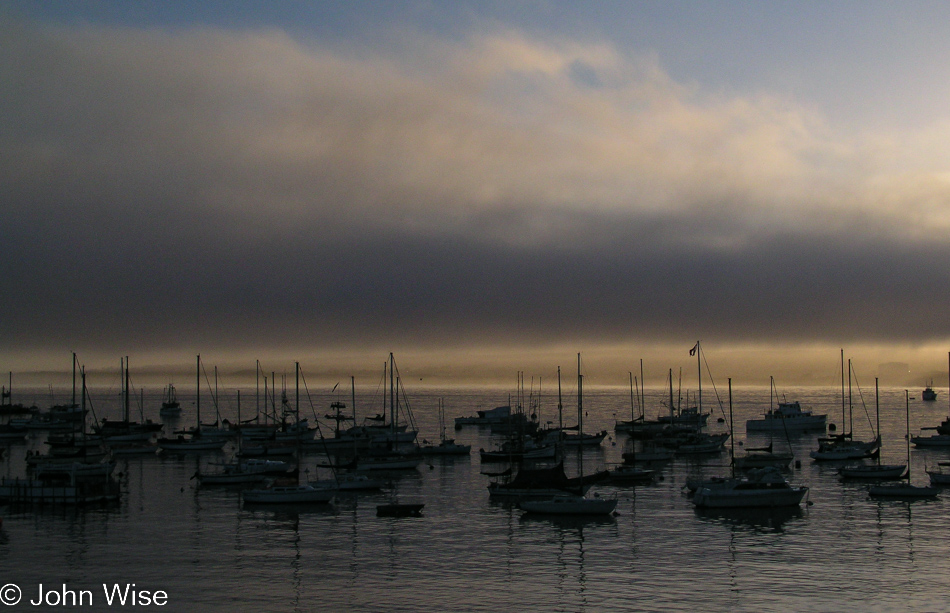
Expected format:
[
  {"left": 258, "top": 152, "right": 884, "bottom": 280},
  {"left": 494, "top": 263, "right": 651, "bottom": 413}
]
[{"left": 2, "top": 347, "right": 949, "bottom": 514}]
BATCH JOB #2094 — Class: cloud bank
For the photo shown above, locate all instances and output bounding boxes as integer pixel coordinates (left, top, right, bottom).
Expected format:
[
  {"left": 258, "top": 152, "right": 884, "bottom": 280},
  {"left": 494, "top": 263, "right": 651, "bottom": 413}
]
[{"left": 3, "top": 18, "right": 950, "bottom": 380}]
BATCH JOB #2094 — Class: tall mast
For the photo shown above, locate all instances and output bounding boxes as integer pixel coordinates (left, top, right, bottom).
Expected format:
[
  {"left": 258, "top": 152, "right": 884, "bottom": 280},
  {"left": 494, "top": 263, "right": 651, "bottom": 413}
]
[
  {"left": 295, "top": 361, "right": 300, "bottom": 426},
  {"left": 389, "top": 353, "right": 395, "bottom": 434},
  {"left": 640, "top": 359, "right": 645, "bottom": 418},
  {"left": 669, "top": 368, "right": 674, "bottom": 421},
  {"left": 848, "top": 358, "right": 854, "bottom": 439},
  {"left": 840, "top": 349, "right": 845, "bottom": 435},
  {"left": 256, "top": 360, "right": 260, "bottom": 425},
  {"left": 905, "top": 389, "right": 911, "bottom": 482},
  {"left": 71, "top": 352, "right": 77, "bottom": 406},
  {"left": 629, "top": 372, "right": 635, "bottom": 423},
  {"left": 81, "top": 365, "right": 87, "bottom": 436},
  {"left": 577, "top": 353, "right": 583, "bottom": 478},
  {"left": 537, "top": 376, "right": 542, "bottom": 425},
  {"left": 875, "top": 378, "right": 881, "bottom": 467},
  {"left": 124, "top": 356, "right": 130, "bottom": 424},
  {"left": 728, "top": 378, "right": 734, "bottom": 477},
  {"left": 696, "top": 341, "right": 702, "bottom": 415},
  {"left": 196, "top": 354, "right": 200, "bottom": 430},
  {"left": 557, "top": 366, "right": 563, "bottom": 431}
]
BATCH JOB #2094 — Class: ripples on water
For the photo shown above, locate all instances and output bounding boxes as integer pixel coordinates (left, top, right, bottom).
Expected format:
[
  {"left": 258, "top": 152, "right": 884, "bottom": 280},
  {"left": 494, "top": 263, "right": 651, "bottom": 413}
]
[{"left": 1, "top": 384, "right": 949, "bottom": 612}]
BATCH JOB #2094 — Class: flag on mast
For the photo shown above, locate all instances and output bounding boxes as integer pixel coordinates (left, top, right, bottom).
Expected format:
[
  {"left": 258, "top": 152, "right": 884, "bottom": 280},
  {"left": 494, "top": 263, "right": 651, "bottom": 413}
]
[{"left": 689, "top": 342, "right": 699, "bottom": 356}]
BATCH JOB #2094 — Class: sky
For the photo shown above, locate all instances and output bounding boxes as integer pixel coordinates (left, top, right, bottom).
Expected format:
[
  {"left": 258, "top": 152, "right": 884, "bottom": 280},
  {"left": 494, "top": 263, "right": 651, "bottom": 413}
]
[{"left": 4, "top": 1, "right": 950, "bottom": 388}]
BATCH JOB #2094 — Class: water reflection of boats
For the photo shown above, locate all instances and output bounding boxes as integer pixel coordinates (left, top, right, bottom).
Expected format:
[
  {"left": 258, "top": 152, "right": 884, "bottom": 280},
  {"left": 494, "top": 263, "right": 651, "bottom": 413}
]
[
  {"left": 694, "top": 505, "right": 804, "bottom": 531},
  {"left": 242, "top": 484, "right": 334, "bottom": 504},
  {"left": 518, "top": 511, "right": 617, "bottom": 528},
  {"left": 376, "top": 503, "right": 424, "bottom": 517}
]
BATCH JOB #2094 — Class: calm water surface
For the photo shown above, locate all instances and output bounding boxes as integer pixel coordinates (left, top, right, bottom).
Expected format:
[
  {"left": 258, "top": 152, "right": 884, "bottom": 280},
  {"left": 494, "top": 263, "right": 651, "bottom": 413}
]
[{"left": 1, "top": 382, "right": 949, "bottom": 612}]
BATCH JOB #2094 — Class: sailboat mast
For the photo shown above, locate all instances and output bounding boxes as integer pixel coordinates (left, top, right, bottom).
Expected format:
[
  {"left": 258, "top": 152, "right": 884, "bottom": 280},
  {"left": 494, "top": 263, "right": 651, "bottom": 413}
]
[
  {"left": 196, "top": 354, "right": 200, "bottom": 429},
  {"left": 389, "top": 353, "right": 395, "bottom": 435},
  {"left": 905, "top": 389, "right": 911, "bottom": 481},
  {"left": 677, "top": 367, "right": 683, "bottom": 412},
  {"left": 350, "top": 376, "right": 356, "bottom": 432},
  {"left": 71, "top": 352, "right": 77, "bottom": 406},
  {"left": 728, "top": 378, "right": 734, "bottom": 477},
  {"left": 124, "top": 356, "right": 130, "bottom": 424},
  {"left": 848, "top": 359, "right": 853, "bottom": 436},
  {"left": 875, "top": 378, "right": 881, "bottom": 467},
  {"left": 697, "top": 341, "right": 702, "bottom": 415},
  {"left": 840, "top": 349, "right": 846, "bottom": 434},
  {"left": 295, "top": 361, "right": 300, "bottom": 426},
  {"left": 639, "top": 359, "right": 645, "bottom": 417},
  {"left": 577, "top": 353, "right": 583, "bottom": 479},
  {"left": 557, "top": 366, "right": 563, "bottom": 431},
  {"left": 537, "top": 376, "right": 542, "bottom": 426},
  {"left": 81, "top": 365, "right": 86, "bottom": 436},
  {"left": 669, "top": 368, "right": 674, "bottom": 420},
  {"left": 256, "top": 360, "right": 260, "bottom": 425},
  {"left": 629, "top": 372, "right": 635, "bottom": 423}
]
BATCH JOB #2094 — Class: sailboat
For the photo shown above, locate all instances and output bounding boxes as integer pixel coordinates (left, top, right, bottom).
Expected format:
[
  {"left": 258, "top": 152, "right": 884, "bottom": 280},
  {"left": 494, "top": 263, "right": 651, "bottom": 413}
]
[
  {"left": 810, "top": 353, "right": 880, "bottom": 461},
  {"left": 518, "top": 354, "right": 617, "bottom": 516},
  {"left": 541, "top": 365, "right": 607, "bottom": 447},
  {"left": 96, "top": 357, "right": 163, "bottom": 443},
  {"left": 662, "top": 342, "right": 712, "bottom": 427},
  {"left": 610, "top": 371, "right": 656, "bottom": 483},
  {"left": 420, "top": 399, "right": 471, "bottom": 456},
  {"left": 691, "top": 379, "right": 809, "bottom": 509},
  {"left": 869, "top": 390, "right": 939, "bottom": 498},
  {"left": 839, "top": 378, "right": 907, "bottom": 480},
  {"left": 354, "top": 354, "right": 423, "bottom": 471},
  {"left": 157, "top": 355, "right": 227, "bottom": 452}
]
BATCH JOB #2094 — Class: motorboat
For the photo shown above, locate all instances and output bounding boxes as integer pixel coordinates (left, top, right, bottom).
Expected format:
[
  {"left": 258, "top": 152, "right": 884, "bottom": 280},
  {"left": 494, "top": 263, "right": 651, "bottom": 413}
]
[{"left": 746, "top": 401, "right": 827, "bottom": 433}]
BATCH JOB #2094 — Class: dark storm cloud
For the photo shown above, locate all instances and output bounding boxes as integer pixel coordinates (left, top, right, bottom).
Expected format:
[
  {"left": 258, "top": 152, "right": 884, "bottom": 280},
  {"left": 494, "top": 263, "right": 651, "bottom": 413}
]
[{"left": 4, "top": 19, "right": 950, "bottom": 373}]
